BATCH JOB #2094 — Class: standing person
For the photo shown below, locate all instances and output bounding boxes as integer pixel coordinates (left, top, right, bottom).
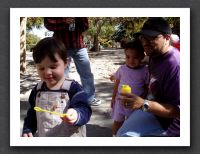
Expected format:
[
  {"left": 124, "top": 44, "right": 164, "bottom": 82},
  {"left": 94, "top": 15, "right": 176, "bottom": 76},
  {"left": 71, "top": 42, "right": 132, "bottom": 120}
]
[
  {"left": 111, "top": 39, "right": 149, "bottom": 136},
  {"left": 117, "top": 17, "right": 180, "bottom": 137},
  {"left": 22, "top": 37, "right": 92, "bottom": 137},
  {"left": 44, "top": 17, "right": 101, "bottom": 106}
]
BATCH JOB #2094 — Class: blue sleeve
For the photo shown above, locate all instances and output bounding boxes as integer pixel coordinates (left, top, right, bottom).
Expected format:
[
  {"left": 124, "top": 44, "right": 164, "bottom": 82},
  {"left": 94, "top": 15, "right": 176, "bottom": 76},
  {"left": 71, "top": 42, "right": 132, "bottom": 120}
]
[
  {"left": 22, "top": 86, "right": 37, "bottom": 135},
  {"left": 68, "top": 81, "right": 92, "bottom": 126}
]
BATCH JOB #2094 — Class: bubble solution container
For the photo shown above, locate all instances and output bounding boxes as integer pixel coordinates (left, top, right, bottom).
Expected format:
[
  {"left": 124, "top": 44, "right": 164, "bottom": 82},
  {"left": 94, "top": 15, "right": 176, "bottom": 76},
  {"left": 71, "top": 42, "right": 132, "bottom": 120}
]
[{"left": 121, "top": 85, "right": 131, "bottom": 93}]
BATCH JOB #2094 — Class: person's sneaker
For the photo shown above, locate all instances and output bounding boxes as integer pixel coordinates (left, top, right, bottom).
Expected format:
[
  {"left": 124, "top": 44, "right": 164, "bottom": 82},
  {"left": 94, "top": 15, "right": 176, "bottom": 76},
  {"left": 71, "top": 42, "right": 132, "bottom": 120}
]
[{"left": 90, "top": 98, "right": 101, "bottom": 106}]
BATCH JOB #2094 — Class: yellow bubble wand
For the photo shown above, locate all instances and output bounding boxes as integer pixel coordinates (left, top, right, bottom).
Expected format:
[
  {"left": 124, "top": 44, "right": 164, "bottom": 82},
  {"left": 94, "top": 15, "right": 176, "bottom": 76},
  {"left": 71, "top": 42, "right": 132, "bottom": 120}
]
[{"left": 34, "top": 106, "right": 69, "bottom": 118}]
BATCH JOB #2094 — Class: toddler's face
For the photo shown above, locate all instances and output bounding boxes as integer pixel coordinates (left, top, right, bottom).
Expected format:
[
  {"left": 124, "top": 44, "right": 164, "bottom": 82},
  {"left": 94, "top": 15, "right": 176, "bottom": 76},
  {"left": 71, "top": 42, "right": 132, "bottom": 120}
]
[
  {"left": 125, "top": 48, "right": 142, "bottom": 68},
  {"left": 36, "top": 53, "right": 67, "bottom": 88}
]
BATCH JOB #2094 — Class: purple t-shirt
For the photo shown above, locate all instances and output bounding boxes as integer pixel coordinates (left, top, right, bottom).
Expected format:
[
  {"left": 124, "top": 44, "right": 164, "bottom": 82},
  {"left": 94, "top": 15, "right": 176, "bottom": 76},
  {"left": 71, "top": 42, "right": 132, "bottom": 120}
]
[
  {"left": 112, "top": 64, "right": 149, "bottom": 121},
  {"left": 148, "top": 47, "right": 180, "bottom": 136},
  {"left": 115, "top": 64, "right": 149, "bottom": 96}
]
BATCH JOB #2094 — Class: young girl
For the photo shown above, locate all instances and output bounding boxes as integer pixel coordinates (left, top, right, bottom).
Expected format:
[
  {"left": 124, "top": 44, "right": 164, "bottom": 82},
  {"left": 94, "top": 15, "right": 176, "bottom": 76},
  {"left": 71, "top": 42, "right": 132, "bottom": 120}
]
[
  {"left": 22, "top": 37, "right": 92, "bottom": 137},
  {"left": 111, "top": 39, "right": 149, "bottom": 136}
]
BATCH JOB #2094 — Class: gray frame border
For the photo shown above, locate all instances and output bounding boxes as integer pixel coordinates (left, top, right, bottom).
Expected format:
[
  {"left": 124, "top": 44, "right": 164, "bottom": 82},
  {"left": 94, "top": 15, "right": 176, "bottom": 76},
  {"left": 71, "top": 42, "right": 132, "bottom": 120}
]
[{"left": 1, "top": 0, "right": 199, "bottom": 153}]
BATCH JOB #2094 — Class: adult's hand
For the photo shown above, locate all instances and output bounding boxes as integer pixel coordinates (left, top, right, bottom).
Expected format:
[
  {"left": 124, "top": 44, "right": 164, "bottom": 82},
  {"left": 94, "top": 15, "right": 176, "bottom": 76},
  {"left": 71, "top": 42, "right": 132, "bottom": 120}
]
[
  {"left": 119, "top": 92, "right": 144, "bottom": 110},
  {"left": 65, "top": 17, "right": 75, "bottom": 24},
  {"left": 120, "top": 93, "right": 180, "bottom": 119}
]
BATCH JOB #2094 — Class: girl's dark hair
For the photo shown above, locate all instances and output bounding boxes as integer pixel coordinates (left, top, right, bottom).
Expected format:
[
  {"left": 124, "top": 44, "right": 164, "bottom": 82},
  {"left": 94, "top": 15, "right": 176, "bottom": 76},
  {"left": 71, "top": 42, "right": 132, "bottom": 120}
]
[
  {"left": 31, "top": 37, "right": 67, "bottom": 64},
  {"left": 123, "top": 39, "right": 145, "bottom": 59}
]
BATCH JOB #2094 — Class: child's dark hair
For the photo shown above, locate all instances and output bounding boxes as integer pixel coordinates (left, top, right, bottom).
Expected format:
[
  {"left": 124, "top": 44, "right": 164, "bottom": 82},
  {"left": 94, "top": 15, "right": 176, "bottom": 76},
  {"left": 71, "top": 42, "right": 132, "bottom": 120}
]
[
  {"left": 123, "top": 39, "right": 145, "bottom": 59},
  {"left": 31, "top": 37, "right": 67, "bottom": 64}
]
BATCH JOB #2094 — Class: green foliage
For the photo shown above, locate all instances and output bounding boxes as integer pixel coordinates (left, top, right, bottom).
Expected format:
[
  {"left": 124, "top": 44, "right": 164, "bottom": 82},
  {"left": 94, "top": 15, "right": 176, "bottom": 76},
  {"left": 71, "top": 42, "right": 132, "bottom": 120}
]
[
  {"left": 110, "top": 17, "right": 147, "bottom": 42},
  {"left": 87, "top": 17, "right": 149, "bottom": 45},
  {"left": 26, "top": 17, "right": 43, "bottom": 31},
  {"left": 26, "top": 33, "right": 40, "bottom": 51},
  {"left": 86, "top": 17, "right": 112, "bottom": 51},
  {"left": 165, "top": 17, "right": 180, "bottom": 36},
  {"left": 25, "top": 17, "right": 44, "bottom": 51},
  {"left": 111, "top": 24, "right": 126, "bottom": 42},
  {"left": 100, "top": 22, "right": 115, "bottom": 39}
]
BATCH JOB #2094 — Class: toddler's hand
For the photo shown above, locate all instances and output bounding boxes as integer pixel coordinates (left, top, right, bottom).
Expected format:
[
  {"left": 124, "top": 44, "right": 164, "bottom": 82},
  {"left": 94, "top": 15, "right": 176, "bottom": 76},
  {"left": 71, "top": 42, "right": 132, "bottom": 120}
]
[
  {"left": 22, "top": 132, "right": 33, "bottom": 137},
  {"left": 61, "top": 108, "right": 78, "bottom": 125},
  {"left": 104, "top": 74, "right": 115, "bottom": 82},
  {"left": 109, "top": 74, "right": 116, "bottom": 82}
]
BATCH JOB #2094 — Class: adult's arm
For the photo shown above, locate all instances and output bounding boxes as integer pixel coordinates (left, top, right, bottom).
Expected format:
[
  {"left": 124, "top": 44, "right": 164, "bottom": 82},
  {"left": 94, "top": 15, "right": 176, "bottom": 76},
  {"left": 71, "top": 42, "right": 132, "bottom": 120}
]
[
  {"left": 120, "top": 65, "right": 180, "bottom": 119},
  {"left": 44, "top": 17, "right": 72, "bottom": 31},
  {"left": 75, "top": 17, "right": 89, "bottom": 32},
  {"left": 44, "top": 17, "right": 88, "bottom": 32}
]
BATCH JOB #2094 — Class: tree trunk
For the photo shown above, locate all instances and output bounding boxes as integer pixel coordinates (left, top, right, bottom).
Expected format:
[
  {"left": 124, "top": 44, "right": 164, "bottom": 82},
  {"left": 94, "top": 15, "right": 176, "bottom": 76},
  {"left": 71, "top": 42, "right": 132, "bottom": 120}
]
[
  {"left": 20, "top": 17, "right": 27, "bottom": 73},
  {"left": 90, "top": 35, "right": 99, "bottom": 52},
  {"left": 93, "top": 34, "right": 99, "bottom": 52}
]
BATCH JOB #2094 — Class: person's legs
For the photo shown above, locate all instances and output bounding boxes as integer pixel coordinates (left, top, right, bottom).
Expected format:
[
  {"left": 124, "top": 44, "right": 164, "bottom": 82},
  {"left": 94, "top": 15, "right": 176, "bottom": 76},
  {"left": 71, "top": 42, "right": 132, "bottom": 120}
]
[
  {"left": 112, "top": 120, "right": 124, "bottom": 136},
  {"left": 69, "top": 48, "right": 101, "bottom": 105},
  {"left": 116, "top": 110, "right": 166, "bottom": 137},
  {"left": 64, "top": 57, "right": 72, "bottom": 78},
  {"left": 112, "top": 100, "right": 125, "bottom": 136}
]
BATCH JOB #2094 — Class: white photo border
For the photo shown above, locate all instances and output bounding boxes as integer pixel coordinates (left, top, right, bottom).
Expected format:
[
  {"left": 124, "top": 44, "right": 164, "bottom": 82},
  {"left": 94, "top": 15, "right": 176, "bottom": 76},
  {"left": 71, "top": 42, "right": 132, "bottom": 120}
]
[{"left": 10, "top": 8, "right": 190, "bottom": 146}]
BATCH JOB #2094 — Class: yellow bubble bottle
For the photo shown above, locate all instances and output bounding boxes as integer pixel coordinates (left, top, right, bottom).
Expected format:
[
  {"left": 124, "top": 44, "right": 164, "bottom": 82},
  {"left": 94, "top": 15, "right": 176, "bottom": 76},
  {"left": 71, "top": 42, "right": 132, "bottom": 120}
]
[{"left": 121, "top": 85, "right": 131, "bottom": 93}]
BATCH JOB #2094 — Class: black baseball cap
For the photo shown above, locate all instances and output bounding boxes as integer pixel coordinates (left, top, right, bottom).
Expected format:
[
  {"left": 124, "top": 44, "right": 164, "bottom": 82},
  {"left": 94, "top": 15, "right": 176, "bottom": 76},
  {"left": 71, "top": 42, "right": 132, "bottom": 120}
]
[{"left": 134, "top": 17, "right": 172, "bottom": 37}]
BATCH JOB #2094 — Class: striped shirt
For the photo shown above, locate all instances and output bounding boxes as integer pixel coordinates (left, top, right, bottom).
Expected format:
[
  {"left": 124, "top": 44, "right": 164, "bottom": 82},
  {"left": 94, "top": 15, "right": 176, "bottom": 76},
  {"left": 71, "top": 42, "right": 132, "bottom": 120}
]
[{"left": 44, "top": 17, "right": 88, "bottom": 49}]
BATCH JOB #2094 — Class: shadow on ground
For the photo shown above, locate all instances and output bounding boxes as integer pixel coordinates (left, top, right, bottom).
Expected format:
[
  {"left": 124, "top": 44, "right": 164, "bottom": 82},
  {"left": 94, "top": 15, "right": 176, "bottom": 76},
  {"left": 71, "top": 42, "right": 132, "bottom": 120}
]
[
  {"left": 20, "top": 62, "right": 40, "bottom": 94},
  {"left": 86, "top": 124, "right": 112, "bottom": 137}
]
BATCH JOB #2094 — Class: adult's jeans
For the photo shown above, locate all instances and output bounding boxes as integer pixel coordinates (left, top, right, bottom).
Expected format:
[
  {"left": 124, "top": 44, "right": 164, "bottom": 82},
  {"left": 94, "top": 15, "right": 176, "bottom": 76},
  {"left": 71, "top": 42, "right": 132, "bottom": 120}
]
[
  {"left": 64, "top": 48, "right": 95, "bottom": 103},
  {"left": 116, "top": 110, "right": 166, "bottom": 137}
]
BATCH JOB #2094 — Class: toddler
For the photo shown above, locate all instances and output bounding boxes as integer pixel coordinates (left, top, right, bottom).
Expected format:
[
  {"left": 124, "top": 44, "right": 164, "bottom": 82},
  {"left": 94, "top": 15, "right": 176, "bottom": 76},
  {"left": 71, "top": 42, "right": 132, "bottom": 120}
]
[
  {"left": 22, "top": 37, "right": 92, "bottom": 137},
  {"left": 111, "top": 39, "right": 149, "bottom": 136}
]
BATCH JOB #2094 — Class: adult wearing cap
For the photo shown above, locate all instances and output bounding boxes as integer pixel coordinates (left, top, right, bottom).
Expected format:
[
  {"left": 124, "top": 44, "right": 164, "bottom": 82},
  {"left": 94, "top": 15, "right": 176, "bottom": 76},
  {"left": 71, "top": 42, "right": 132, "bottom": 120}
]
[{"left": 117, "top": 17, "right": 180, "bottom": 137}]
